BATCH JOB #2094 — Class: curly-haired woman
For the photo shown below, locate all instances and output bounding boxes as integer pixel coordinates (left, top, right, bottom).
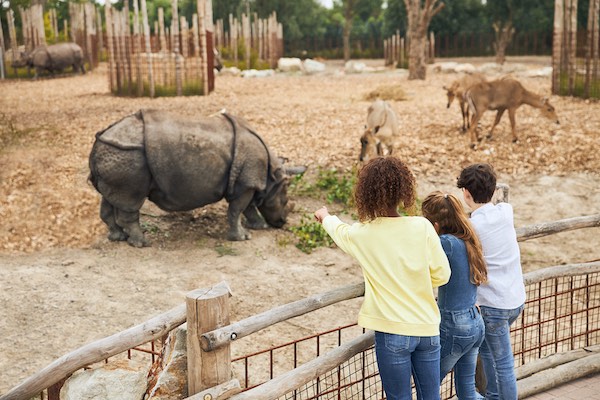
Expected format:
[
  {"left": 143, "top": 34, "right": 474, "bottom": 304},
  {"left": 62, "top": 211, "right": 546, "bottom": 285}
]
[
  {"left": 314, "top": 156, "right": 451, "bottom": 400},
  {"left": 422, "top": 191, "right": 487, "bottom": 400}
]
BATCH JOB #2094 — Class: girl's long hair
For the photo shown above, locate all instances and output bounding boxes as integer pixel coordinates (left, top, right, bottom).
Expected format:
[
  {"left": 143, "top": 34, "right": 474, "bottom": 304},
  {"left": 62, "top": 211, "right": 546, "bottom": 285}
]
[{"left": 422, "top": 191, "right": 487, "bottom": 285}]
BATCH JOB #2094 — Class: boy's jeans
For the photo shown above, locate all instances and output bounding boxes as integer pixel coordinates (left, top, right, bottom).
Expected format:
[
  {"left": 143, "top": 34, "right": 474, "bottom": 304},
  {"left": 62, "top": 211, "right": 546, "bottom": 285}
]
[
  {"left": 375, "top": 331, "right": 441, "bottom": 400},
  {"left": 479, "top": 304, "right": 524, "bottom": 400},
  {"left": 439, "top": 305, "right": 485, "bottom": 400}
]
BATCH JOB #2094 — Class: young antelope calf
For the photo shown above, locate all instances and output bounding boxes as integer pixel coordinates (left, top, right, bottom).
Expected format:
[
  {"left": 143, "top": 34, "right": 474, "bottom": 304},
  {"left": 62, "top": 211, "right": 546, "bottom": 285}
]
[
  {"left": 359, "top": 99, "right": 400, "bottom": 162},
  {"left": 465, "top": 78, "right": 560, "bottom": 149},
  {"left": 443, "top": 72, "right": 487, "bottom": 132}
]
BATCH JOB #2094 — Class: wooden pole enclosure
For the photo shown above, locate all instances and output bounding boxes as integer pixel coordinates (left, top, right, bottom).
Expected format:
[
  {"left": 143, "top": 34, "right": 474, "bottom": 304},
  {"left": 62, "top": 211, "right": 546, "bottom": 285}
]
[{"left": 186, "top": 282, "right": 232, "bottom": 396}]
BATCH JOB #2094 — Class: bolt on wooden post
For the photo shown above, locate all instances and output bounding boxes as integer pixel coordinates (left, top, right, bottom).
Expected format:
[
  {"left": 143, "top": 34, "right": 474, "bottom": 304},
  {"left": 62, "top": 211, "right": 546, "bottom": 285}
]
[{"left": 186, "top": 282, "right": 232, "bottom": 396}]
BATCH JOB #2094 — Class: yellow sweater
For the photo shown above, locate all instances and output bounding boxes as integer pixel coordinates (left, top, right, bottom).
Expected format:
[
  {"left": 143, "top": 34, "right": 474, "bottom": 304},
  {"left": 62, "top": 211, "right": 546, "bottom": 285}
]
[{"left": 322, "top": 215, "right": 451, "bottom": 336}]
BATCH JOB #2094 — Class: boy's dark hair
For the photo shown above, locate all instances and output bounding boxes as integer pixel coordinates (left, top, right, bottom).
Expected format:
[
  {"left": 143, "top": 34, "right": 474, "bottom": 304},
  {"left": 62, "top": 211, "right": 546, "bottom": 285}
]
[{"left": 456, "top": 163, "right": 497, "bottom": 203}]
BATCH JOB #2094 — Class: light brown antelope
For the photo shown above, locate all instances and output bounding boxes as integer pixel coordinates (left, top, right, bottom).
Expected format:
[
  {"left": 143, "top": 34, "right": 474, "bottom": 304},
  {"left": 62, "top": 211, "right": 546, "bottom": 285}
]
[
  {"left": 465, "top": 78, "right": 560, "bottom": 149},
  {"left": 443, "top": 72, "right": 487, "bottom": 132},
  {"left": 359, "top": 99, "right": 400, "bottom": 162}
]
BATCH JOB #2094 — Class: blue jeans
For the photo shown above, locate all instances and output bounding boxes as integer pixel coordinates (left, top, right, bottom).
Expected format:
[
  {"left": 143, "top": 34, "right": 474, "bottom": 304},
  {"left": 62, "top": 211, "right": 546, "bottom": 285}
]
[
  {"left": 439, "top": 305, "right": 485, "bottom": 400},
  {"left": 375, "top": 331, "right": 441, "bottom": 400},
  {"left": 479, "top": 305, "right": 524, "bottom": 400}
]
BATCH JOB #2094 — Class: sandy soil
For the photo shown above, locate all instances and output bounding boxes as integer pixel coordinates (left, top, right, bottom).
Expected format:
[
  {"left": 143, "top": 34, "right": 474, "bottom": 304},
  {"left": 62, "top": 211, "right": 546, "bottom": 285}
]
[{"left": 1, "top": 57, "right": 599, "bottom": 395}]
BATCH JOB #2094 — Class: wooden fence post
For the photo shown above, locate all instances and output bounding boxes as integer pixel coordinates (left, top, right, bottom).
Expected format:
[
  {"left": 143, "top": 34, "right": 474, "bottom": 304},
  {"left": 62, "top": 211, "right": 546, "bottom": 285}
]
[
  {"left": 552, "top": 0, "right": 564, "bottom": 94},
  {"left": 186, "top": 282, "right": 232, "bottom": 396}
]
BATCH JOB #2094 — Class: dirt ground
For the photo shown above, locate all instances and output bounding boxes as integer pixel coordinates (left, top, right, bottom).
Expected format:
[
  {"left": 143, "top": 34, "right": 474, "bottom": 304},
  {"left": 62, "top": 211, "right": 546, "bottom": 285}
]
[{"left": 1, "top": 56, "right": 599, "bottom": 395}]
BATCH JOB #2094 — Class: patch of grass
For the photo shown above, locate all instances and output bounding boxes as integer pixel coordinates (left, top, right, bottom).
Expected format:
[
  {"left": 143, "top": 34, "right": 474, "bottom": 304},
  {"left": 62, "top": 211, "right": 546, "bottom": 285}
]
[
  {"left": 290, "top": 167, "right": 357, "bottom": 208},
  {"left": 290, "top": 215, "right": 334, "bottom": 254},
  {"left": 315, "top": 167, "right": 357, "bottom": 207},
  {"left": 141, "top": 221, "right": 160, "bottom": 235},
  {"left": 215, "top": 242, "right": 238, "bottom": 257}
]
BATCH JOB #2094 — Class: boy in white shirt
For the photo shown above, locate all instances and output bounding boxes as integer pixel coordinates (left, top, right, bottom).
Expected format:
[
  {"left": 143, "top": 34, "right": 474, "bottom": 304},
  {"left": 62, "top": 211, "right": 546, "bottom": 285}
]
[{"left": 457, "top": 163, "right": 526, "bottom": 400}]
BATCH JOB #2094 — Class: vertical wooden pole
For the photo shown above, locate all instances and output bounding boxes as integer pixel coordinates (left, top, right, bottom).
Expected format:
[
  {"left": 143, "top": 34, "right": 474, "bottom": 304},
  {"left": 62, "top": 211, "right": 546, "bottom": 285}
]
[
  {"left": 85, "top": 3, "right": 95, "bottom": 70},
  {"left": 205, "top": 0, "right": 215, "bottom": 92},
  {"left": 585, "top": 0, "right": 595, "bottom": 97},
  {"left": 197, "top": 0, "right": 208, "bottom": 95},
  {"left": 186, "top": 283, "right": 232, "bottom": 396},
  {"left": 593, "top": 0, "right": 600, "bottom": 85},
  {"left": 105, "top": 3, "right": 115, "bottom": 93},
  {"left": 192, "top": 13, "right": 200, "bottom": 89},
  {"left": 132, "top": 0, "right": 142, "bottom": 96},
  {"left": 140, "top": 0, "right": 154, "bottom": 97},
  {"left": 568, "top": 0, "right": 578, "bottom": 94},
  {"left": 400, "top": 37, "right": 405, "bottom": 69},
  {"left": 181, "top": 16, "right": 188, "bottom": 83},
  {"left": 172, "top": 0, "right": 182, "bottom": 96},
  {"left": 0, "top": 13, "right": 4, "bottom": 79},
  {"left": 553, "top": 0, "right": 564, "bottom": 94},
  {"left": 96, "top": 10, "right": 103, "bottom": 58},
  {"left": 242, "top": 13, "right": 250, "bottom": 69}
]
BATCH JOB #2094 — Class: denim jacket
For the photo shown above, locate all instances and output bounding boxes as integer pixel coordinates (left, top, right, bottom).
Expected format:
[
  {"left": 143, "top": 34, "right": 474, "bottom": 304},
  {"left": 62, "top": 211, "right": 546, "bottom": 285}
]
[{"left": 437, "top": 234, "right": 478, "bottom": 312}]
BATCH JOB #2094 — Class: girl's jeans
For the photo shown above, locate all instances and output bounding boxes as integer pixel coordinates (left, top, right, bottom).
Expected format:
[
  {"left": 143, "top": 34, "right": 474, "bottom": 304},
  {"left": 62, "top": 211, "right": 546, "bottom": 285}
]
[
  {"left": 375, "top": 331, "right": 441, "bottom": 400},
  {"left": 479, "top": 304, "right": 524, "bottom": 400},
  {"left": 439, "top": 305, "right": 485, "bottom": 400}
]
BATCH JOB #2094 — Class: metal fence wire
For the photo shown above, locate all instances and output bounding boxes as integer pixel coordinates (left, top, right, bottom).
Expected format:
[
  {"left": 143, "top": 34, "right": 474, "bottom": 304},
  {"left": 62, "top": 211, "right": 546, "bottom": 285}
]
[{"left": 232, "top": 271, "right": 600, "bottom": 400}]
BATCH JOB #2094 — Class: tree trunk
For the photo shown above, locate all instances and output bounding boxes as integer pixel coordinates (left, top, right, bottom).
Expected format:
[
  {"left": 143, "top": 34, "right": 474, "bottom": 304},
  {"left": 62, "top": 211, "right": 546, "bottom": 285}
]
[
  {"left": 404, "top": 0, "right": 444, "bottom": 80},
  {"left": 493, "top": 21, "right": 514, "bottom": 65}
]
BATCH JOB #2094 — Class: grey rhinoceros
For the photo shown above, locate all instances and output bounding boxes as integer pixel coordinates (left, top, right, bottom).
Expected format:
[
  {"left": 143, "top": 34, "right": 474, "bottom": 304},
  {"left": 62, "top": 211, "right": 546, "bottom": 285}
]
[
  {"left": 88, "top": 110, "right": 303, "bottom": 247},
  {"left": 12, "top": 42, "right": 85, "bottom": 78}
]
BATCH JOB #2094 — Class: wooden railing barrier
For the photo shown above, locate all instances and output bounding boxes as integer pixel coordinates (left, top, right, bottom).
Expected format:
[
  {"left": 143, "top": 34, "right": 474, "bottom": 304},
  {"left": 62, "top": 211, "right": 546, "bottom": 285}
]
[{"left": 1, "top": 212, "right": 600, "bottom": 400}]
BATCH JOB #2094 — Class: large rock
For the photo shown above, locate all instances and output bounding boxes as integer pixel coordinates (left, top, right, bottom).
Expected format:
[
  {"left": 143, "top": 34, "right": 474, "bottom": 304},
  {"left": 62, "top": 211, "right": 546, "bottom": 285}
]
[
  {"left": 344, "top": 60, "right": 367, "bottom": 74},
  {"left": 277, "top": 57, "right": 304, "bottom": 72},
  {"left": 240, "top": 69, "right": 276, "bottom": 78},
  {"left": 303, "top": 58, "right": 326, "bottom": 74},
  {"left": 60, "top": 359, "right": 148, "bottom": 400},
  {"left": 147, "top": 324, "right": 189, "bottom": 400}
]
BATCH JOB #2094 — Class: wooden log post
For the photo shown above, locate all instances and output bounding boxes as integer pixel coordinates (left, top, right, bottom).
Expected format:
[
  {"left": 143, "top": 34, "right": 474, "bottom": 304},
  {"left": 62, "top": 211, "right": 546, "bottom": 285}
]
[
  {"left": 171, "top": 0, "right": 182, "bottom": 96},
  {"left": 104, "top": 2, "right": 115, "bottom": 92},
  {"left": 553, "top": 0, "right": 564, "bottom": 94},
  {"left": 186, "top": 282, "right": 232, "bottom": 396},
  {"left": 197, "top": 0, "right": 209, "bottom": 95},
  {"left": 140, "top": 0, "right": 154, "bottom": 97},
  {"left": 0, "top": 13, "right": 5, "bottom": 79}
]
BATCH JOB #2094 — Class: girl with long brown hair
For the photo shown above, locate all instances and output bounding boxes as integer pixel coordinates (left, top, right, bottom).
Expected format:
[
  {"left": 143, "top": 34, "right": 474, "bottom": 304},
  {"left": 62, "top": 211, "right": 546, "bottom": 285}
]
[{"left": 421, "top": 191, "right": 487, "bottom": 400}]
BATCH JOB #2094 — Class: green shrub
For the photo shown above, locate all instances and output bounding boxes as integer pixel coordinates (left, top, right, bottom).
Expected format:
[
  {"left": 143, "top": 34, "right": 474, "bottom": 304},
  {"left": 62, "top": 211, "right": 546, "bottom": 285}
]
[
  {"left": 290, "top": 215, "right": 334, "bottom": 254},
  {"left": 315, "top": 167, "right": 357, "bottom": 207}
]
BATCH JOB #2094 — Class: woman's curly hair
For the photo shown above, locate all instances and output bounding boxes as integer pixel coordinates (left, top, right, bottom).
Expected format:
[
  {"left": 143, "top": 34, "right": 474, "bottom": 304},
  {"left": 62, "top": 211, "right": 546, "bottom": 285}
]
[{"left": 354, "top": 157, "right": 416, "bottom": 222}]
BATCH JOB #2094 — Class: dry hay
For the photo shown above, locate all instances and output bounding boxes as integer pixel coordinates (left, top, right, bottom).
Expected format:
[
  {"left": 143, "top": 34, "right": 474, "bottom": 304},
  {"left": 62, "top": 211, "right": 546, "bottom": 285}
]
[{"left": 364, "top": 84, "right": 407, "bottom": 101}]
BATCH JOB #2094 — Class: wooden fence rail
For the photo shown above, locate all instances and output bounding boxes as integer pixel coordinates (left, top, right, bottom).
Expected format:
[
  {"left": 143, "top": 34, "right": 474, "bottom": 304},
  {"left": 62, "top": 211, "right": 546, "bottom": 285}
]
[{"left": 0, "top": 305, "right": 186, "bottom": 400}]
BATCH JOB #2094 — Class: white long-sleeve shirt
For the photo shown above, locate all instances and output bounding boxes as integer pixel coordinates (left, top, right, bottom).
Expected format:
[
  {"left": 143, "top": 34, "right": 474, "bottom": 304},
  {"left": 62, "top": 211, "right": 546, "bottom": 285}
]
[{"left": 470, "top": 202, "right": 526, "bottom": 309}]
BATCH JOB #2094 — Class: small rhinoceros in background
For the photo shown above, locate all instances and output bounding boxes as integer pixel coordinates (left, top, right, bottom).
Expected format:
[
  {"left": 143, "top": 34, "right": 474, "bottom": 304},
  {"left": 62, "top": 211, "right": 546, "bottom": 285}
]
[
  {"left": 88, "top": 110, "right": 304, "bottom": 247},
  {"left": 12, "top": 42, "right": 85, "bottom": 78}
]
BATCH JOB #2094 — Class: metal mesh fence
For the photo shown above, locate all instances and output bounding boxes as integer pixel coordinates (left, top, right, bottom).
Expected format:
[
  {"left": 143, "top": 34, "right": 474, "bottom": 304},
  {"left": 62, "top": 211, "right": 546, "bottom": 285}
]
[{"left": 233, "top": 271, "right": 600, "bottom": 399}]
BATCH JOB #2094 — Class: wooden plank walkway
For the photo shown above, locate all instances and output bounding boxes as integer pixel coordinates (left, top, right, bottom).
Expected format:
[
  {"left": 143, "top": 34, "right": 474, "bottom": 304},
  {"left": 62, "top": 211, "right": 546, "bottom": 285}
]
[{"left": 527, "top": 373, "right": 600, "bottom": 399}]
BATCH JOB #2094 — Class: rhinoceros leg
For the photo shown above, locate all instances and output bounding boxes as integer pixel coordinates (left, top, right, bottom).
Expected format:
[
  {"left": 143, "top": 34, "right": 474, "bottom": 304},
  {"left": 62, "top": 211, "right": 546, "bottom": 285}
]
[
  {"left": 226, "top": 190, "right": 255, "bottom": 241},
  {"left": 115, "top": 208, "right": 149, "bottom": 248},
  {"left": 243, "top": 205, "right": 269, "bottom": 230},
  {"left": 100, "top": 198, "right": 127, "bottom": 242}
]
